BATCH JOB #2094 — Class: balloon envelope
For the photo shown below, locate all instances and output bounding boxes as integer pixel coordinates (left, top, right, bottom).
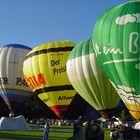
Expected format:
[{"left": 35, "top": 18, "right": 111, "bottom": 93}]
[
  {"left": 0, "top": 44, "right": 32, "bottom": 111},
  {"left": 23, "top": 40, "right": 76, "bottom": 117},
  {"left": 66, "top": 38, "right": 120, "bottom": 118},
  {"left": 92, "top": 1, "right": 140, "bottom": 120}
]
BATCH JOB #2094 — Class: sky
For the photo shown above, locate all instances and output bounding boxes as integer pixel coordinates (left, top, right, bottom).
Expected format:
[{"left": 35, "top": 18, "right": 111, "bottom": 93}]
[{"left": 0, "top": 0, "right": 127, "bottom": 49}]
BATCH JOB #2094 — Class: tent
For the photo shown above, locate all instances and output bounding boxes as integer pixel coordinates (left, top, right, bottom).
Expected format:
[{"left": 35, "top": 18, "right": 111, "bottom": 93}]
[{"left": 0, "top": 115, "right": 31, "bottom": 130}]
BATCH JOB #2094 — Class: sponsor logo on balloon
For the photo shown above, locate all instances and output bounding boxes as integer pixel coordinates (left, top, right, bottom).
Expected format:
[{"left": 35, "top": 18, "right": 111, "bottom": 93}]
[
  {"left": 42, "top": 97, "right": 50, "bottom": 102},
  {"left": 51, "top": 60, "right": 60, "bottom": 66},
  {"left": 94, "top": 32, "right": 140, "bottom": 67},
  {"left": 94, "top": 42, "right": 123, "bottom": 56},
  {"left": 51, "top": 59, "right": 66, "bottom": 75},
  {"left": 25, "top": 73, "right": 46, "bottom": 90},
  {"left": 58, "top": 96, "right": 73, "bottom": 100},
  {"left": 135, "top": 63, "right": 140, "bottom": 69},
  {"left": 115, "top": 14, "right": 140, "bottom": 25},
  {"left": 0, "top": 77, "right": 9, "bottom": 85},
  {"left": 16, "top": 77, "right": 29, "bottom": 87},
  {"left": 0, "top": 77, "right": 28, "bottom": 87}
]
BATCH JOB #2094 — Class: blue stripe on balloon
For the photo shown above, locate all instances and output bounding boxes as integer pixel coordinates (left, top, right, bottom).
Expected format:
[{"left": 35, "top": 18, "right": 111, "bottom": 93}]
[
  {"left": 3, "top": 44, "right": 32, "bottom": 50},
  {"left": 0, "top": 90, "right": 30, "bottom": 102}
]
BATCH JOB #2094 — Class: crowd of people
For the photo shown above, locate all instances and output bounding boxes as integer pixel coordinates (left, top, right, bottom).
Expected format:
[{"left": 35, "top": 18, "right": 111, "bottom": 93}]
[
  {"left": 29, "top": 118, "right": 78, "bottom": 127},
  {"left": 68, "top": 116, "right": 140, "bottom": 140},
  {"left": 27, "top": 116, "right": 140, "bottom": 140}
]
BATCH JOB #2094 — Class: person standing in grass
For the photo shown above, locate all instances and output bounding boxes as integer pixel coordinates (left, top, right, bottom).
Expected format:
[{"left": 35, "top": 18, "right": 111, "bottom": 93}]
[
  {"left": 36, "top": 120, "right": 40, "bottom": 130},
  {"left": 43, "top": 119, "right": 50, "bottom": 140}
]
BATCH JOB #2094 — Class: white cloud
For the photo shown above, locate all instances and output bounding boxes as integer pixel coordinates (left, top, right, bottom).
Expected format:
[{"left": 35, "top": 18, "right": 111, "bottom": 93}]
[
  {"left": 115, "top": 14, "right": 140, "bottom": 25},
  {"left": 135, "top": 14, "right": 140, "bottom": 22}
]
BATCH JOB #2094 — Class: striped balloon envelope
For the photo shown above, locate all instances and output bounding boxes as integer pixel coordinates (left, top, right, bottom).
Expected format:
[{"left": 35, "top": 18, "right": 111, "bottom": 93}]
[
  {"left": 66, "top": 38, "right": 120, "bottom": 119},
  {"left": 92, "top": 0, "right": 140, "bottom": 120},
  {"left": 23, "top": 40, "right": 76, "bottom": 117},
  {"left": 0, "top": 44, "right": 32, "bottom": 112}
]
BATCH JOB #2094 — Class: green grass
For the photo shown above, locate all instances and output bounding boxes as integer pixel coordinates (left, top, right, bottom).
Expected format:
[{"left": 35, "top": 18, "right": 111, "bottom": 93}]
[
  {"left": 0, "top": 124, "right": 73, "bottom": 140},
  {"left": 0, "top": 125, "right": 111, "bottom": 140}
]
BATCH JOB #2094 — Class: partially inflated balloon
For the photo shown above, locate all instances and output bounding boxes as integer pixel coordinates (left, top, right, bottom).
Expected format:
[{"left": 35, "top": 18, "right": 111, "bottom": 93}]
[
  {"left": 23, "top": 40, "right": 76, "bottom": 117},
  {"left": 0, "top": 44, "right": 32, "bottom": 111},
  {"left": 66, "top": 38, "right": 120, "bottom": 119},
  {"left": 92, "top": 1, "right": 140, "bottom": 120}
]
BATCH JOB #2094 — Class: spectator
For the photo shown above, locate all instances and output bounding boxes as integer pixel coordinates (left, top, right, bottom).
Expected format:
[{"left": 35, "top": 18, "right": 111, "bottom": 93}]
[
  {"left": 36, "top": 120, "right": 40, "bottom": 129},
  {"left": 43, "top": 119, "right": 50, "bottom": 140},
  {"left": 85, "top": 121, "right": 92, "bottom": 140},
  {"left": 73, "top": 119, "right": 82, "bottom": 135},
  {"left": 9, "top": 111, "right": 15, "bottom": 117},
  {"left": 86, "top": 120, "right": 104, "bottom": 140}
]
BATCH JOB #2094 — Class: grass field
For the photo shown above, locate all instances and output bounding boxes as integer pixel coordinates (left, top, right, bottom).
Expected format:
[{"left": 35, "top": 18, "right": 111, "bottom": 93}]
[{"left": 0, "top": 124, "right": 111, "bottom": 140}]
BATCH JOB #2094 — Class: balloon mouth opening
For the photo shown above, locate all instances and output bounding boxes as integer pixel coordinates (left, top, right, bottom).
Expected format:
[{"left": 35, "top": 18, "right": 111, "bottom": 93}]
[{"left": 99, "top": 108, "right": 114, "bottom": 119}]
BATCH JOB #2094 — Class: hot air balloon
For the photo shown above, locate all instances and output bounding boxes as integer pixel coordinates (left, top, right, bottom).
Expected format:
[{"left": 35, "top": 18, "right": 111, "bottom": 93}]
[
  {"left": 23, "top": 40, "right": 76, "bottom": 117},
  {"left": 92, "top": 0, "right": 140, "bottom": 120},
  {"left": 66, "top": 38, "right": 120, "bottom": 119},
  {"left": 0, "top": 44, "right": 32, "bottom": 115}
]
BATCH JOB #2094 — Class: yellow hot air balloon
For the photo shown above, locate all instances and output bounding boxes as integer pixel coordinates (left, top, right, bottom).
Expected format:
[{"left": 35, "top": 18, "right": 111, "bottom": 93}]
[{"left": 23, "top": 40, "right": 76, "bottom": 117}]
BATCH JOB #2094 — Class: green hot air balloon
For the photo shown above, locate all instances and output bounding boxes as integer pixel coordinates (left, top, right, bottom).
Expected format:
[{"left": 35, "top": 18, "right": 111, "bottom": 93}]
[
  {"left": 66, "top": 38, "right": 120, "bottom": 119},
  {"left": 92, "top": 1, "right": 140, "bottom": 120}
]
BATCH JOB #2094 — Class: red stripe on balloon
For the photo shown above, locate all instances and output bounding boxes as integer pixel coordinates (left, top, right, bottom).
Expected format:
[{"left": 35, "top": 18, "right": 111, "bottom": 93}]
[{"left": 50, "top": 105, "right": 68, "bottom": 117}]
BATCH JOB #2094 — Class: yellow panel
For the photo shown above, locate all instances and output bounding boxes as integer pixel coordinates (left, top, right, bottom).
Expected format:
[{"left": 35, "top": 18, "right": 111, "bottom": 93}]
[
  {"left": 38, "top": 90, "right": 75, "bottom": 106},
  {"left": 125, "top": 103, "right": 140, "bottom": 120}
]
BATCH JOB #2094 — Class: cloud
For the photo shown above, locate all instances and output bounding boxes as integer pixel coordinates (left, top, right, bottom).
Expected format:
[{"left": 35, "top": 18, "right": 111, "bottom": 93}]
[{"left": 115, "top": 14, "right": 140, "bottom": 25}]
